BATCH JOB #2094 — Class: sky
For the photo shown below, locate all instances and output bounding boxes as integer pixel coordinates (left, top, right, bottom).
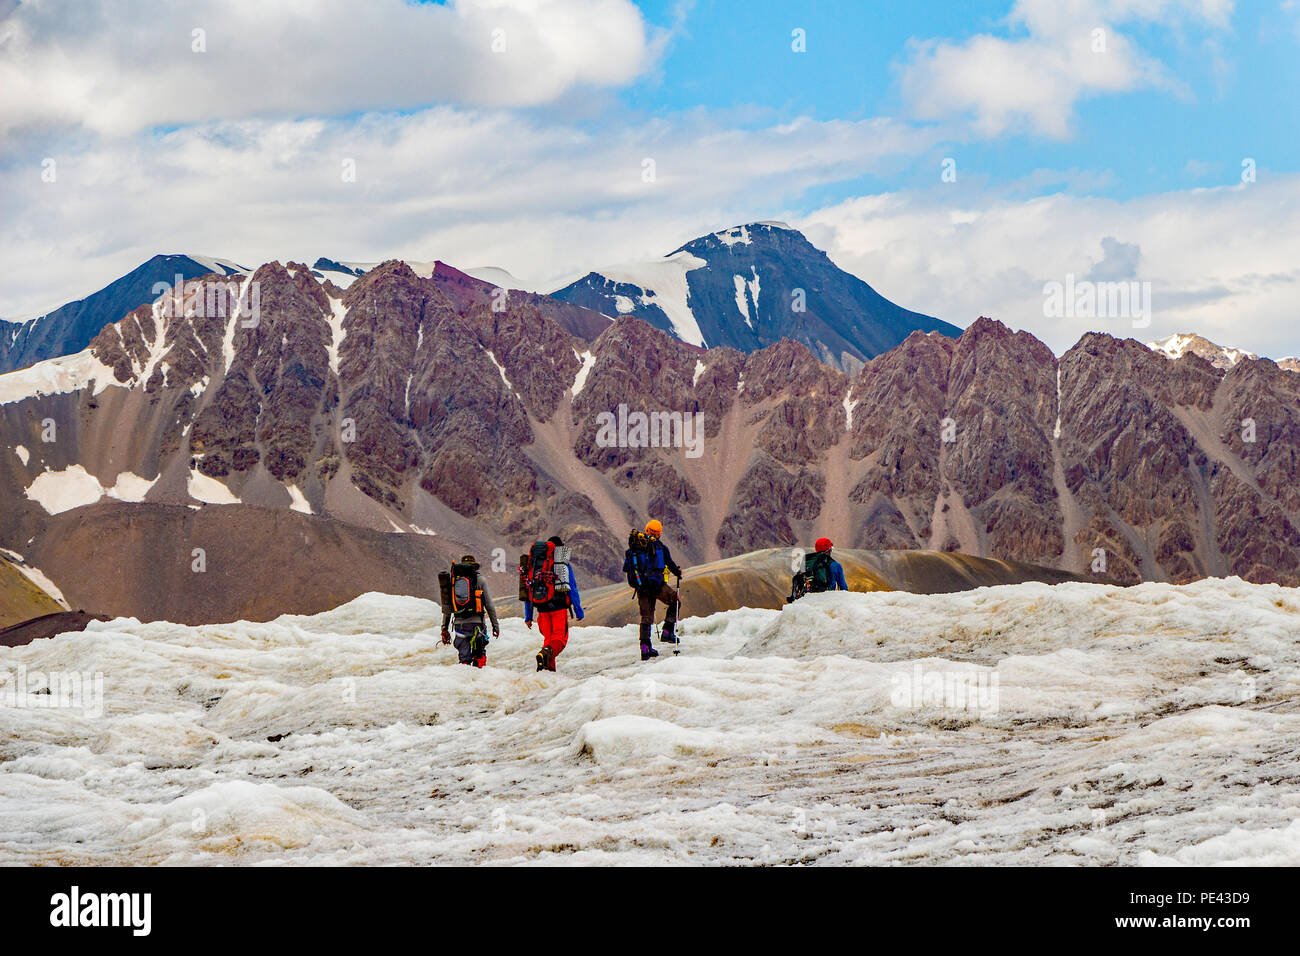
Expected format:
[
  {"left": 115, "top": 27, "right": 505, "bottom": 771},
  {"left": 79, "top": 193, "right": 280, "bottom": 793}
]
[{"left": 1, "top": 0, "right": 1298, "bottom": 357}]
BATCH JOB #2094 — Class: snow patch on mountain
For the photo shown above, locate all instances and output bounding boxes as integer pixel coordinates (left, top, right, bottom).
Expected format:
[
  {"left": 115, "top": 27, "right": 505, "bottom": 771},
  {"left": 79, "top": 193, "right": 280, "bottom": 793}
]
[
  {"left": 462, "top": 266, "right": 550, "bottom": 294},
  {"left": 221, "top": 274, "right": 257, "bottom": 375},
  {"left": 842, "top": 388, "right": 858, "bottom": 431},
  {"left": 23, "top": 466, "right": 156, "bottom": 514},
  {"left": 187, "top": 470, "right": 240, "bottom": 505},
  {"left": 287, "top": 485, "right": 313, "bottom": 515},
  {"left": 592, "top": 251, "right": 708, "bottom": 348},
  {"left": 1053, "top": 367, "right": 1062, "bottom": 440},
  {"left": 1147, "top": 333, "right": 1256, "bottom": 369},
  {"left": 486, "top": 350, "right": 515, "bottom": 394},
  {"left": 693, "top": 359, "right": 707, "bottom": 386},
  {"left": 13, "top": 445, "right": 29, "bottom": 466},
  {"left": 183, "top": 254, "right": 247, "bottom": 277},
  {"left": 0, "top": 348, "right": 119, "bottom": 405},
  {"left": 732, "top": 275, "right": 750, "bottom": 325},
  {"left": 716, "top": 224, "right": 751, "bottom": 247},
  {"left": 570, "top": 349, "right": 597, "bottom": 397},
  {"left": 325, "top": 297, "right": 347, "bottom": 376}
]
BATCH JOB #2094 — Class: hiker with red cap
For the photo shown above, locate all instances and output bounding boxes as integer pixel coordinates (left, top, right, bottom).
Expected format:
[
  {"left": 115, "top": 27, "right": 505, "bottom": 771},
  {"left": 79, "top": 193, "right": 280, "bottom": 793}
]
[
  {"left": 622, "top": 518, "right": 682, "bottom": 660},
  {"left": 788, "top": 537, "right": 849, "bottom": 602}
]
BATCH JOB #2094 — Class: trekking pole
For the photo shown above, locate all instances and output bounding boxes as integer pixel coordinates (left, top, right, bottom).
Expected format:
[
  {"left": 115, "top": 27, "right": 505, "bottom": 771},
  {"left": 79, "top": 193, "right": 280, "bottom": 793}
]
[{"left": 674, "top": 573, "right": 682, "bottom": 657}]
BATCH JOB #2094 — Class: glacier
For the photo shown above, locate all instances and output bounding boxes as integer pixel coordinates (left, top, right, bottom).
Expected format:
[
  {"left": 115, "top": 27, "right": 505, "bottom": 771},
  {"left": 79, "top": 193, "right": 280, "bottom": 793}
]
[{"left": 1, "top": 578, "right": 1297, "bottom": 865}]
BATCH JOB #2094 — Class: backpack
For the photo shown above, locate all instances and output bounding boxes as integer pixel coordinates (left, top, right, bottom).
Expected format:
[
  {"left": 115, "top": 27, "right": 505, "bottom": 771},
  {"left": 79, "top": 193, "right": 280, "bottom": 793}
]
[
  {"left": 806, "top": 551, "right": 834, "bottom": 593},
  {"left": 624, "top": 530, "right": 653, "bottom": 590},
  {"left": 788, "top": 551, "right": 834, "bottom": 602},
  {"left": 525, "top": 541, "right": 571, "bottom": 612},
  {"left": 449, "top": 562, "right": 483, "bottom": 615}
]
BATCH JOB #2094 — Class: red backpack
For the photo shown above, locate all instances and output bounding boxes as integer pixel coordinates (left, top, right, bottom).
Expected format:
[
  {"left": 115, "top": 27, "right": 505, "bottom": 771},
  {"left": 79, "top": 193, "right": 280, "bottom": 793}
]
[
  {"left": 523, "top": 540, "right": 572, "bottom": 612},
  {"left": 527, "top": 541, "right": 556, "bottom": 605}
]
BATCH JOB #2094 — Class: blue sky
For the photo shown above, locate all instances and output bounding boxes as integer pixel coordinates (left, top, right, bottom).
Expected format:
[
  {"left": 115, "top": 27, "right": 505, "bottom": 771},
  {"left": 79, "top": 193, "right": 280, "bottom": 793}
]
[
  {"left": 619, "top": 0, "right": 1298, "bottom": 200},
  {"left": 3, "top": 0, "right": 1299, "bottom": 356}
]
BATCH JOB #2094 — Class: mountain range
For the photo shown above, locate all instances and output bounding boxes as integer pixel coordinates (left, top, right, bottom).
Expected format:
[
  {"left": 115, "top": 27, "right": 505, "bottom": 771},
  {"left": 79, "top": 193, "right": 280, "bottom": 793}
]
[
  {"left": 2, "top": 224, "right": 1299, "bottom": 625},
  {"left": 0, "top": 254, "right": 246, "bottom": 375},
  {"left": 548, "top": 221, "right": 959, "bottom": 371}
]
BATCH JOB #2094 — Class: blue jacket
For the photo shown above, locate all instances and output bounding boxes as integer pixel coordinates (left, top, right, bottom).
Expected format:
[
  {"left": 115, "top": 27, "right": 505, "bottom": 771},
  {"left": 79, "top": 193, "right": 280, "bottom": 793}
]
[
  {"left": 829, "top": 559, "right": 848, "bottom": 591},
  {"left": 524, "top": 564, "right": 583, "bottom": 623}
]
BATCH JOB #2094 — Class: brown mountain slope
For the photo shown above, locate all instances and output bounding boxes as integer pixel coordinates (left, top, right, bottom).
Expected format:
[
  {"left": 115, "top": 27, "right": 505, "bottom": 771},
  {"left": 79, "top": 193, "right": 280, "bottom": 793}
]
[{"left": 2, "top": 255, "right": 1299, "bottom": 626}]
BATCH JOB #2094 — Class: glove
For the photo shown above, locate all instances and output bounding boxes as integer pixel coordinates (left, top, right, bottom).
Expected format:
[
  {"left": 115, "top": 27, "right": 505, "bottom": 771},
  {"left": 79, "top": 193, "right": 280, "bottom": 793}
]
[
  {"left": 492, "top": 625, "right": 500, "bottom": 638},
  {"left": 439, "top": 627, "right": 450, "bottom": 645},
  {"left": 525, "top": 619, "right": 533, "bottom": 630},
  {"left": 575, "top": 610, "right": 584, "bottom": 621}
]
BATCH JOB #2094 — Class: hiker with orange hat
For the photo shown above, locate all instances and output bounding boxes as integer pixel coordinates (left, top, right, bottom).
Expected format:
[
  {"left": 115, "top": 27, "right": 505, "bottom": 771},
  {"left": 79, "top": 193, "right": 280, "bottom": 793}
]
[
  {"left": 788, "top": 537, "right": 848, "bottom": 602},
  {"left": 622, "top": 518, "right": 683, "bottom": 661}
]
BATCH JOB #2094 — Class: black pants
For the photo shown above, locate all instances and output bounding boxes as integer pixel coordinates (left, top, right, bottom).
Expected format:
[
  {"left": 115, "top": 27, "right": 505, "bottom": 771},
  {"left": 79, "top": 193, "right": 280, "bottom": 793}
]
[
  {"left": 637, "top": 582, "right": 677, "bottom": 644},
  {"left": 452, "top": 623, "right": 487, "bottom": 665}
]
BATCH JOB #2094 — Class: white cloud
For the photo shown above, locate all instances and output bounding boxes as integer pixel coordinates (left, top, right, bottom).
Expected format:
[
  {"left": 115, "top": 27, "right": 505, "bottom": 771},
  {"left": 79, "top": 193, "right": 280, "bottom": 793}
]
[
  {"left": 0, "top": 0, "right": 658, "bottom": 137},
  {"left": 801, "top": 173, "right": 1300, "bottom": 359},
  {"left": 898, "top": 0, "right": 1233, "bottom": 138},
  {"left": 0, "top": 108, "right": 942, "bottom": 318}
]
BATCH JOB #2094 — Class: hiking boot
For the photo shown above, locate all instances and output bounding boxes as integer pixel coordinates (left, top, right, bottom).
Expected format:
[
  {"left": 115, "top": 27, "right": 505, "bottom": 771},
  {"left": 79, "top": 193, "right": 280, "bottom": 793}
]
[
  {"left": 473, "top": 655, "right": 486, "bottom": 669},
  {"left": 536, "top": 646, "right": 556, "bottom": 672},
  {"left": 640, "top": 643, "right": 659, "bottom": 661},
  {"left": 659, "top": 627, "right": 679, "bottom": 644}
]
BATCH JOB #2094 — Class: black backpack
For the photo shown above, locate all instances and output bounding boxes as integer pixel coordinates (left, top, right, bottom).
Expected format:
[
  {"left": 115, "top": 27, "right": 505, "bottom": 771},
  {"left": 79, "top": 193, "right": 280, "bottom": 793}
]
[
  {"left": 439, "top": 562, "right": 482, "bottom": 617},
  {"left": 624, "top": 530, "right": 653, "bottom": 590},
  {"left": 789, "top": 551, "right": 834, "bottom": 602}
]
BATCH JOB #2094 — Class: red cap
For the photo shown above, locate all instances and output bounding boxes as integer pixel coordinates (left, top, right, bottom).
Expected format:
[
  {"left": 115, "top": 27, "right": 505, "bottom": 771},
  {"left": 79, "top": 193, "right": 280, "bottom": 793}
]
[{"left": 814, "top": 537, "right": 833, "bottom": 552}]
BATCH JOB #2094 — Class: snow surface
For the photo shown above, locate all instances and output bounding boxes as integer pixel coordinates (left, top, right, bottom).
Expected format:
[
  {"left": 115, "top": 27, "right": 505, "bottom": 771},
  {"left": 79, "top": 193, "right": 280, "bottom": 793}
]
[
  {"left": 107, "top": 472, "right": 157, "bottom": 503},
  {"left": 716, "top": 225, "right": 752, "bottom": 247},
  {"left": 591, "top": 251, "right": 708, "bottom": 348},
  {"left": 24, "top": 467, "right": 159, "bottom": 515},
  {"left": 733, "top": 275, "right": 750, "bottom": 325},
  {"left": 4, "top": 578, "right": 1295, "bottom": 865},
  {"left": 842, "top": 388, "right": 858, "bottom": 431},
  {"left": 325, "top": 297, "right": 348, "bottom": 376},
  {"left": 24, "top": 466, "right": 106, "bottom": 514},
  {"left": 570, "top": 350, "right": 597, "bottom": 397},
  {"left": 0, "top": 348, "right": 119, "bottom": 406},
  {"left": 463, "top": 266, "right": 535, "bottom": 292},
  {"left": 1053, "top": 366, "right": 1062, "bottom": 440},
  {"left": 1146, "top": 333, "right": 1256, "bottom": 368},
  {"left": 485, "top": 350, "right": 515, "bottom": 394},
  {"left": 286, "top": 485, "right": 313, "bottom": 515},
  {"left": 184, "top": 254, "right": 247, "bottom": 277},
  {"left": 187, "top": 470, "right": 240, "bottom": 505}
]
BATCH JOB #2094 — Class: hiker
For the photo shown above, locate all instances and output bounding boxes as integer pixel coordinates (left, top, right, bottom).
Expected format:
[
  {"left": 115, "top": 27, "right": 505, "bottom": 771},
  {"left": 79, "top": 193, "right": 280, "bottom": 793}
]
[
  {"left": 788, "top": 537, "right": 848, "bottom": 601},
  {"left": 623, "top": 518, "right": 682, "bottom": 661},
  {"left": 522, "top": 535, "right": 584, "bottom": 672},
  {"left": 439, "top": 554, "right": 500, "bottom": 668}
]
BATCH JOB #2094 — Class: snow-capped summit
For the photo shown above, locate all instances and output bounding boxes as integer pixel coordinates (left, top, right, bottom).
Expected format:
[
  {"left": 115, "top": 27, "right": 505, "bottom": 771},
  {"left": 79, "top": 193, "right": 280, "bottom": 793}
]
[
  {"left": 0, "top": 253, "right": 247, "bottom": 375},
  {"left": 1146, "top": 332, "right": 1257, "bottom": 369},
  {"left": 549, "top": 221, "right": 957, "bottom": 371}
]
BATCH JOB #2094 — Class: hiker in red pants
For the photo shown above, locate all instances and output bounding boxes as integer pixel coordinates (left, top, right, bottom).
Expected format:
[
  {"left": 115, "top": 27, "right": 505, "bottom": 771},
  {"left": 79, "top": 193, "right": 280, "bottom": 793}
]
[{"left": 524, "top": 535, "right": 584, "bottom": 672}]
